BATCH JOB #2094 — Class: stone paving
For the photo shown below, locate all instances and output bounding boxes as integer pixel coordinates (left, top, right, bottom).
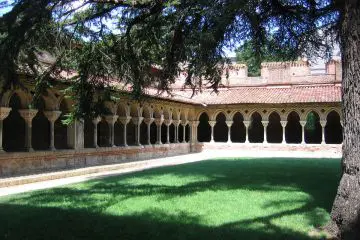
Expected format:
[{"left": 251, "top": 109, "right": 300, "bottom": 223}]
[{"left": 0, "top": 144, "right": 342, "bottom": 197}]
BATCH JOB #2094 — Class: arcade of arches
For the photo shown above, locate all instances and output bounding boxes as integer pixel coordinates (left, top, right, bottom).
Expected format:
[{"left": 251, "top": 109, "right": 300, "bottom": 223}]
[{"left": 0, "top": 89, "right": 342, "bottom": 177}]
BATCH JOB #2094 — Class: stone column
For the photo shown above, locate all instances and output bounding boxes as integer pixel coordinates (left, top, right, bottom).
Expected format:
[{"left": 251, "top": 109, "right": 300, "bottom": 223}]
[
  {"left": 225, "top": 120, "right": 233, "bottom": 143},
  {"left": 105, "top": 115, "right": 118, "bottom": 147},
  {"left": 190, "top": 121, "right": 200, "bottom": 143},
  {"left": 132, "top": 117, "right": 144, "bottom": 146},
  {"left": 164, "top": 119, "right": 172, "bottom": 144},
  {"left": 143, "top": 118, "right": 154, "bottom": 145},
  {"left": 19, "top": 109, "right": 38, "bottom": 151},
  {"left": 320, "top": 120, "right": 327, "bottom": 144},
  {"left": 181, "top": 121, "right": 188, "bottom": 143},
  {"left": 300, "top": 121, "right": 307, "bottom": 144},
  {"left": 119, "top": 116, "right": 131, "bottom": 147},
  {"left": 155, "top": 117, "right": 164, "bottom": 144},
  {"left": 0, "top": 108, "right": 11, "bottom": 152},
  {"left": 44, "top": 111, "right": 62, "bottom": 150},
  {"left": 92, "top": 117, "right": 101, "bottom": 148},
  {"left": 173, "top": 120, "right": 180, "bottom": 143},
  {"left": 262, "top": 120, "right": 269, "bottom": 144},
  {"left": 280, "top": 120, "right": 287, "bottom": 144},
  {"left": 243, "top": 120, "right": 250, "bottom": 143},
  {"left": 209, "top": 120, "right": 216, "bottom": 143}
]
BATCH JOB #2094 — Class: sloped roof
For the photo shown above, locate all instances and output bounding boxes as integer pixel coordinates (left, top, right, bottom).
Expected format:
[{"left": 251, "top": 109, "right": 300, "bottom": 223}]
[{"left": 156, "top": 85, "right": 341, "bottom": 105}]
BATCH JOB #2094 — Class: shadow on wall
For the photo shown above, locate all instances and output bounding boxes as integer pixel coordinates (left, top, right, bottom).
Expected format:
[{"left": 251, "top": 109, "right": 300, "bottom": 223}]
[{"left": 0, "top": 158, "right": 341, "bottom": 240}]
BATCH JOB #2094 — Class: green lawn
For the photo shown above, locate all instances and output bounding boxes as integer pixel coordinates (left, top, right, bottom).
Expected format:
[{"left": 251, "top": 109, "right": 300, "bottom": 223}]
[{"left": 0, "top": 158, "right": 341, "bottom": 240}]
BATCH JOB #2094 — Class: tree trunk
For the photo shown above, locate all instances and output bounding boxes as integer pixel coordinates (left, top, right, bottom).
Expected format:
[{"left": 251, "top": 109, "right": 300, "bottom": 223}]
[{"left": 326, "top": 1, "right": 360, "bottom": 239}]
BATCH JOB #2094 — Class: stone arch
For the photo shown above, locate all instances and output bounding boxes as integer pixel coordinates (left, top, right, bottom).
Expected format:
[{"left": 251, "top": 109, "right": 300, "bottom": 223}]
[
  {"left": 286, "top": 111, "right": 302, "bottom": 143},
  {"left": 211, "top": 110, "right": 230, "bottom": 121},
  {"left": 117, "top": 103, "right": 130, "bottom": 117},
  {"left": 1, "top": 89, "right": 31, "bottom": 109},
  {"left": 305, "top": 111, "right": 322, "bottom": 144},
  {"left": 197, "top": 112, "right": 211, "bottom": 142},
  {"left": 143, "top": 105, "right": 153, "bottom": 119},
  {"left": 231, "top": 112, "right": 246, "bottom": 143},
  {"left": 153, "top": 106, "right": 163, "bottom": 119},
  {"left": 267, "top": 111, "right": 282, "bottom": 143},
  {"left": 249, "top": 112, "right": 263, "bottom": 143},
  {"left": 3, "top": 93, "right": 26, "bottom": 151},
  {"left": 325, "top": 111, "right": 343, "bottom": 144},
  {"left": 214, "top": 112, "right": 228, "bottom": 142},
  {"left": 130, "top": 103, "right": 142, "bottom": 117},
  {"left": 32, "top": 97, "right": 51, "bottom": 150}
]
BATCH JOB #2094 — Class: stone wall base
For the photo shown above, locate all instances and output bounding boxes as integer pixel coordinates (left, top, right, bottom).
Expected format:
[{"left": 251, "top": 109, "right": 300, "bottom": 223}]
[{"left": 0, "top": 143, "right": 193, "bottom": 178}]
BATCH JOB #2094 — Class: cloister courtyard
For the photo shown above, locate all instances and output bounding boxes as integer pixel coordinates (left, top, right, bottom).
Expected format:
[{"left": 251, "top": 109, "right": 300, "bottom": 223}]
[{"left": 0, "top": 60, "right": 344, "bottom": 239}]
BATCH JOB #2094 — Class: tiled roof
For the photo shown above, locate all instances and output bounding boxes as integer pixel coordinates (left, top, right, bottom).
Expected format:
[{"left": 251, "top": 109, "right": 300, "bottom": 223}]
[{"left": 155, "top": 84, "right": 341, "bottom": 105}]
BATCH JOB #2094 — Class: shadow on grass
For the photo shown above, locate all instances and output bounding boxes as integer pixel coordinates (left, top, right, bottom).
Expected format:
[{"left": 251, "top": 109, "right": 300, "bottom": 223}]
[
  {"left": 0, "top": 158, "right": 341, "bottom": 239},
  {"left": 0, "top": 204, "right": 320, "bottom": 240}
]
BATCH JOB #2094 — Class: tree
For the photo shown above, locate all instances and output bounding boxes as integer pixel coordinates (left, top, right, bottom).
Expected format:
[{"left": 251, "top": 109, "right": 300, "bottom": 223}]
[
  {"left": 236, "top": 40, "right": 296, "bottom": 76},
  {"left": 1, "top": 0, "right": 359, "bottom": 239}
]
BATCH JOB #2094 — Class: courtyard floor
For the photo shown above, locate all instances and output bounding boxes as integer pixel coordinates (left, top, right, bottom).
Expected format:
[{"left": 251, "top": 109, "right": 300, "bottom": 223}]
[{"left": 0, "top": 151, "right": 341, "bottom": 239}]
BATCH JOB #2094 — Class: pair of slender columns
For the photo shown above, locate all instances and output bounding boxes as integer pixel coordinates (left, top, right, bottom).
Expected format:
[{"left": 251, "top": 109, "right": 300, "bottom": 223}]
[
  {"left": 154, "top": 117, "right": 164, "bottom": 144},
  {"left": 181, "top": 121, "right": 189, "bottom": 143}
]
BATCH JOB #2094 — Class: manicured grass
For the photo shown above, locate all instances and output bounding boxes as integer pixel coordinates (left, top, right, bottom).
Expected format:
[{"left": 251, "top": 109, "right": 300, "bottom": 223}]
[{"left": 0, "top": 158, "right": 341, "bottom": 240}]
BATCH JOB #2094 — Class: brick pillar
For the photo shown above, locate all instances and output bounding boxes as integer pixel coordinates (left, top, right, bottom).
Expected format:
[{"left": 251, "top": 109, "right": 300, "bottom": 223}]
[
  {"left": 19, "top": 109, "right": 38, "bottom": 151},
  {"left": 0, "top": 108, "right": 11, "bottom": 152},
  {"left": 44, "top": 111, "right": 62, "bottom": 150}
]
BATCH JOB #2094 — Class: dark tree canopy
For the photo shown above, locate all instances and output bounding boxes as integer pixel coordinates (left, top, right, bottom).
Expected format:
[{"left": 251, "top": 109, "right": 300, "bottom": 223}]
[{"left": 0, "top": 0, "right": 340, "bottom": 119}]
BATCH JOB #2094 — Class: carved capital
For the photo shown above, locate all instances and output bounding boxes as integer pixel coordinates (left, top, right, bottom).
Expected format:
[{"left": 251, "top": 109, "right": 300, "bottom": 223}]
[
  {"left": 0, "top": 107, "right": 12, "bottom": 121},
  {"left": 208, "top": 120, "right": 217, "bottom": 127},
  {"left": 44, "top": 111, "right": 62, "bottom": 123},
  {"left": 19, "top": 109, "right": 38, "bottom": 124},
  {"left": 118, "top": 116, "right": 131, "bottom": 125},
  {"left": 143, "top": 117, "right": 154, "bottom": 125},
  {"left": 243, "top": 120, "right": 251, "bottom": 128},
  {"left": 132, "top": 117, "right": 144, "bottom": 125},
  {"left": 92, "top": 116, "right": 102, "bottom": 125},
  {"left": 320, "top": 120, "right": 327, "bottom": 128},
  {"left": 164, "top": 119, "right": 173, "bottom": 126},
  {"left": 261, "top": 120, "right": 269, "bottom": 127},
  {"left": 191, "top": 120, "right": 200, "bottom": 127},
  {"left": 280, "top": 120, "right": 287, "bottom": 128},
  {"left": 181, "top": 120, "right": 188, "bottom": 126},
  {"left": 225, "top": 120, "right": 233, "bottom": 128},
  {"left": 154, "top": 118, "right": 164, "bottom": 126},
  {"left": 172, "top": 120, "right": 181, "bottom": 126},
  {"left": 299, "top": 121, "right": 307, "bottom": 127},
  {"left": 104, "top": 115, "right": 119, "bottom": 125}
]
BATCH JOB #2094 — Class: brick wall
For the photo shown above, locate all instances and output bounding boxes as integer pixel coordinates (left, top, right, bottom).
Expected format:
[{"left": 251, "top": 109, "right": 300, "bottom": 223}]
[{"left": 0, "top": 143, "right": 195, "bottom": 177}]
